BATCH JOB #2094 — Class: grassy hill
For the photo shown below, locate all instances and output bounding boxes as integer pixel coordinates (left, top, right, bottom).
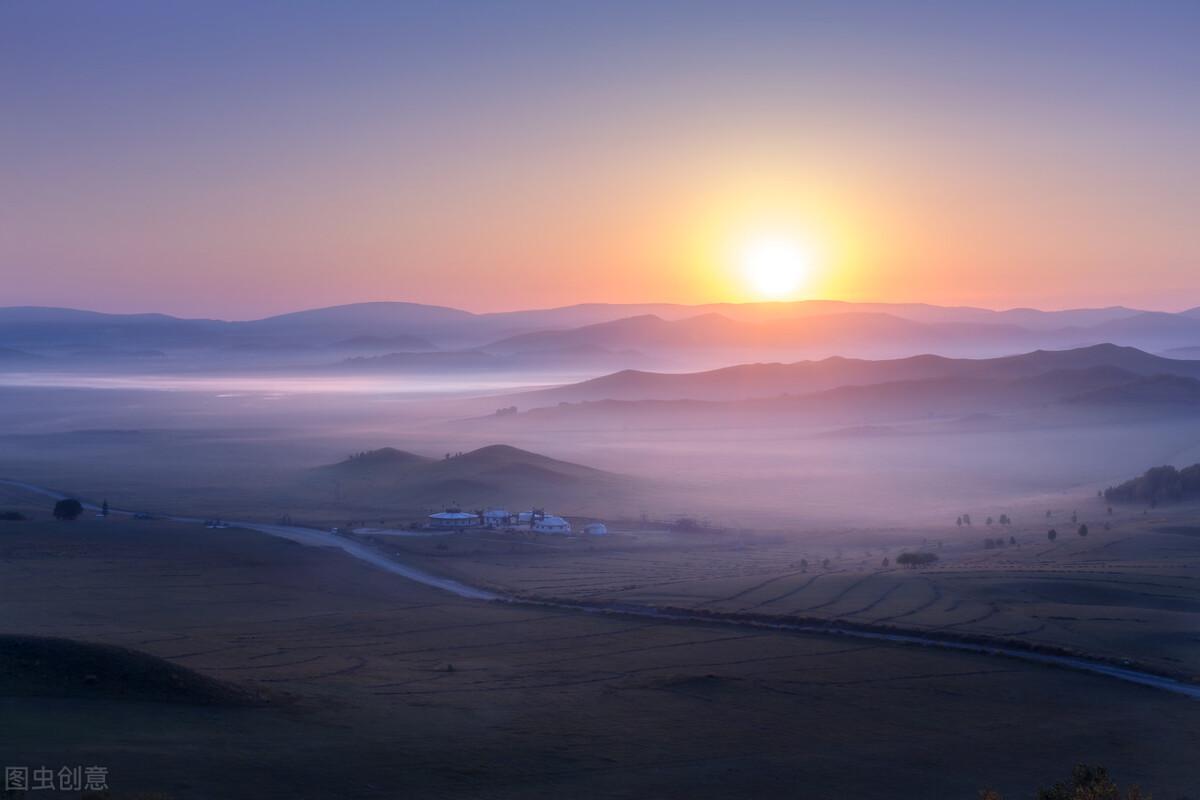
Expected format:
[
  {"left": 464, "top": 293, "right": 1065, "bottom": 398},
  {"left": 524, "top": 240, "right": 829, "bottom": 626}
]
[
  {"left": 312, "top": 444, "right": 633, "bottom": 514},
  {"left": 0, "top": 634, "right": 257, "bottom": 705}
]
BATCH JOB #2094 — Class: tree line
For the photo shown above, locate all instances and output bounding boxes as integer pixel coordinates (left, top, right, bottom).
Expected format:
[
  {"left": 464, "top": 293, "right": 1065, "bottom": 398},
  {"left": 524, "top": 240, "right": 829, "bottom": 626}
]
[{"left": 1104, "top": 463, "right": 1200, "bottom": 505}]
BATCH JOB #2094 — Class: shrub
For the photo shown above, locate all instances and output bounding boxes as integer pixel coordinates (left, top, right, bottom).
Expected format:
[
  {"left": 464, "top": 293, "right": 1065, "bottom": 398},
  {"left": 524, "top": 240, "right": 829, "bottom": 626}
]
[
  {"left": 896, "top": 551, "right": 938, "bottom": 568},
  {"left": 53, "top": 499, "right": 84, "bottom": 521}
]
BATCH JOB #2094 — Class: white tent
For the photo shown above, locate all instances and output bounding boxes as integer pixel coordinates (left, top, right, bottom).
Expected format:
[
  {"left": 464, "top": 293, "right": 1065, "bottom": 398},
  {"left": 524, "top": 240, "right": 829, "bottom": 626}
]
[{"left": 428, "top": 510, "right": 479, "bottom": 529}]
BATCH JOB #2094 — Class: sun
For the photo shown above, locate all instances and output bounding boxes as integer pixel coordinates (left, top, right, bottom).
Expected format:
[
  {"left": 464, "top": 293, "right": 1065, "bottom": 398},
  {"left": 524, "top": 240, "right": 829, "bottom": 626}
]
[{"left": 738, "top": 234, "right": 813, "bottom": 300}]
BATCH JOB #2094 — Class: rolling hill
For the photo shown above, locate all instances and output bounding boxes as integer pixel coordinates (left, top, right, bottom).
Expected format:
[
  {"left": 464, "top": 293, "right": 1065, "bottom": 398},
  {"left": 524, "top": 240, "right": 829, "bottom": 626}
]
[
  {"left": 506, "top": 344, "right": 1200, "bottom": 405},
  {"left": 312, "top": 444, "right": 633, "bottom": 513}
]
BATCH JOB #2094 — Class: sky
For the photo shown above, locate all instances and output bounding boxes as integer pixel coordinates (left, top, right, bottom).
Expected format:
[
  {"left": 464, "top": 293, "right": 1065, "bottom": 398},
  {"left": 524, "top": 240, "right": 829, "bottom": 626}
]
[{"left": 2, "top": 0, "right": 1199, "bottom": 319}]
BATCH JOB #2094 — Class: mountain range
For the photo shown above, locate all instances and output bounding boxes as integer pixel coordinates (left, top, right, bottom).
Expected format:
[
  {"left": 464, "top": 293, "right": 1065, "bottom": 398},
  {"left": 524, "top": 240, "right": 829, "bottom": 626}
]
[{"left": 3, "top": 301, "right": 1200, "bottom": 373}]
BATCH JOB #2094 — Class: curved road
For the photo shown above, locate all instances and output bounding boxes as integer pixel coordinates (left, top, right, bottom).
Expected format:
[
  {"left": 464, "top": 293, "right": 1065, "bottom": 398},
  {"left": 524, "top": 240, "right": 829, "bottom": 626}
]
[{"left": 4, "top": 477, "right": 1198, "bottom": 700}]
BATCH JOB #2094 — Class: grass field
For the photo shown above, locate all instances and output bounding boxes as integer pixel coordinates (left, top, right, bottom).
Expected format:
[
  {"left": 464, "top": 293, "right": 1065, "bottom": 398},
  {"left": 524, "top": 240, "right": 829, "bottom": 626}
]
[
  {"left": 379, "top": 497, "right": 1200, "bottom": 678},
  {"left": 1, "top": 492, "right": 1199, "bottom": 799}
]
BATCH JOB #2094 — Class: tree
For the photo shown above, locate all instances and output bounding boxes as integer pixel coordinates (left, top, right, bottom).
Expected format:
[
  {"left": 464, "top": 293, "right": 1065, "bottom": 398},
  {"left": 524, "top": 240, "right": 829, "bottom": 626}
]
[
  {"left": 956, "top": 515, "right": 963, "bottom": 527},
  {"left": 962, "top": 514, "right": 971, "bottom": 526},
  {"left": 986, "top": 516, "right": 994, "bottom": 526},
  {"left": 1078, "top": 523, "right": 1089, "bottom": 537},
  {"left": 53, "top": 498, "right": 83, "bottom": 521},
  {"left": 896, "top": 551, "right": 938, "bottom": 568},
  {"left": 1009, "top": 536, "right": 1016, "bottom": 545},
  {"left": 1035, "top": 764, "right": 1147, "bottom": 800},
  {"left": 881, "top": 557, "right": 889, "bottom": 568},
  {"left": 1047, "top": 528, "right": 1058, "bottom": 542},
  {"left": 821, "top": 558, "right": 830, "bottom": 569},
  {"left": 799, "top": 558, "right": 808, "bottom": 572}
]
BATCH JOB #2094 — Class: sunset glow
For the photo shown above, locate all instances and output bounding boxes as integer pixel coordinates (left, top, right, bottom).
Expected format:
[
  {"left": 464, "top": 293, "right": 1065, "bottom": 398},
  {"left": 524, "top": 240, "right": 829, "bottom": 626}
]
[{"left": 2, "top": 3, "right": 1198, "bottom": 316}]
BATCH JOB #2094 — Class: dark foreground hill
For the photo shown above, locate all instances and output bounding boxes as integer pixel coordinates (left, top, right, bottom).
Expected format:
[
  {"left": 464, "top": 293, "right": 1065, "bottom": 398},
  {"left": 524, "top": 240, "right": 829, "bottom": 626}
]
[{"left": 0, "top": 634, "right": 257, "bottom": 705}]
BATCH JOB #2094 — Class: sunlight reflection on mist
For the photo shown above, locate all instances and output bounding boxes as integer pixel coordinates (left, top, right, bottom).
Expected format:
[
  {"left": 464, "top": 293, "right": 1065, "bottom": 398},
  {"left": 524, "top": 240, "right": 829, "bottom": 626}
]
[{"left": 0, "top": 372, "right": 568, "bottom": 396}]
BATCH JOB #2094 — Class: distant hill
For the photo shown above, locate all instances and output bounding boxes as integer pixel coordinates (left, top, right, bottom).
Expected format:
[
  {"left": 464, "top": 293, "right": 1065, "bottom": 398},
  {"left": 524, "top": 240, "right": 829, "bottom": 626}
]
[
  {"left": 330, "top": 334, "right": 437, "bottom": 352},
  {"left": 506, "top": 344, "right": 1200, "bottom": 405},
  {"left": 469, "top": 356, "right": 1200, "bottom": 433},
  {"left": 336, "top": 350, "right": 502, "bottom": 372},
  {"left": 0, "top": 306, "right": 227, "bottom": 349},
  {"left": 483, "top": 311, "right": 1041, "bottom": 359},
  {"left": 1070, "top": 311, "right": 1200, "bottom": 349},
  {"left": 1064, "top": 374, "right": 1200, "bottom": 405},
  {"left": 235, "top": 302, "right": 474, "bottom": 343},
  {"left": 320, "top": 448, "right": 435, "bottom": 475},
  {"left": 310, "top": 444, "right": 631, "bottom": 512},
  {"left": 334, "top": 345, "right": 655, "bottom": 374}
]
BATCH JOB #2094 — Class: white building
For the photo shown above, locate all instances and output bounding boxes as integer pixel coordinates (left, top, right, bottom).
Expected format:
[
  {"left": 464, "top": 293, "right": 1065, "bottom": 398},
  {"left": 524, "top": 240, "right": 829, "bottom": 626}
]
[
  {"left": 481, "top": 508, "right": 511, "bottom": 528},
  {"left": 532, "top": 515, "right": 571, "bottom": 534},
  {"left": 428, "top": 510, "right": 479, "bottom": 529},
  {"left": 583, "top": 522, "right": 608, "bottom": 535}
]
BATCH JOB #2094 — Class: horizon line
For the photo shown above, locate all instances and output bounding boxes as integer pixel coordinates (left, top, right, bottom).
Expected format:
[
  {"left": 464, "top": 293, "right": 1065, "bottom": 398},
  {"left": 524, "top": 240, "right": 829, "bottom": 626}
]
[{"left": 1, "top": 297, "right": 1195, "bottom": 324}]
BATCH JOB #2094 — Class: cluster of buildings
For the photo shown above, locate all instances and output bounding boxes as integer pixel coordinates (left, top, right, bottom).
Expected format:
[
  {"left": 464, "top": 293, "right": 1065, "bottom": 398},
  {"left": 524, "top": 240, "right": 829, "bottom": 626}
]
[{"left": 427, "top": 507, "right": 607, "bottom": 536}]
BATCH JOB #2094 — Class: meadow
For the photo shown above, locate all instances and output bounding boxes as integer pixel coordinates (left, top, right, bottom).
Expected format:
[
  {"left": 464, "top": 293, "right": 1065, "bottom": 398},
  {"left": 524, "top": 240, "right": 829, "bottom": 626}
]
[{"left": 1, "top": 490, "right": 1197, "bottom": 799}]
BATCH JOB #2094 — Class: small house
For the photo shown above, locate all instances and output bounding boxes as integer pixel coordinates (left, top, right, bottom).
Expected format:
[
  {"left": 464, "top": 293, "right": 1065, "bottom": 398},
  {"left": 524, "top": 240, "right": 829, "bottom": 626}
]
[{"left": 532, "top": 515, "right": 571, "bottom": 535}]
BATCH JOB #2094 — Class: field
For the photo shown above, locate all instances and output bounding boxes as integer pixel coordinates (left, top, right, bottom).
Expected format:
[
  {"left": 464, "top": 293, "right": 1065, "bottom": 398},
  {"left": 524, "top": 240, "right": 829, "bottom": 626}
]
[
  {"left": 376, "top": 496, "right": 1200, "bottom": 678},
  {"left": 2, "top": 488, "right": 1200, "bottom": 799}
]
